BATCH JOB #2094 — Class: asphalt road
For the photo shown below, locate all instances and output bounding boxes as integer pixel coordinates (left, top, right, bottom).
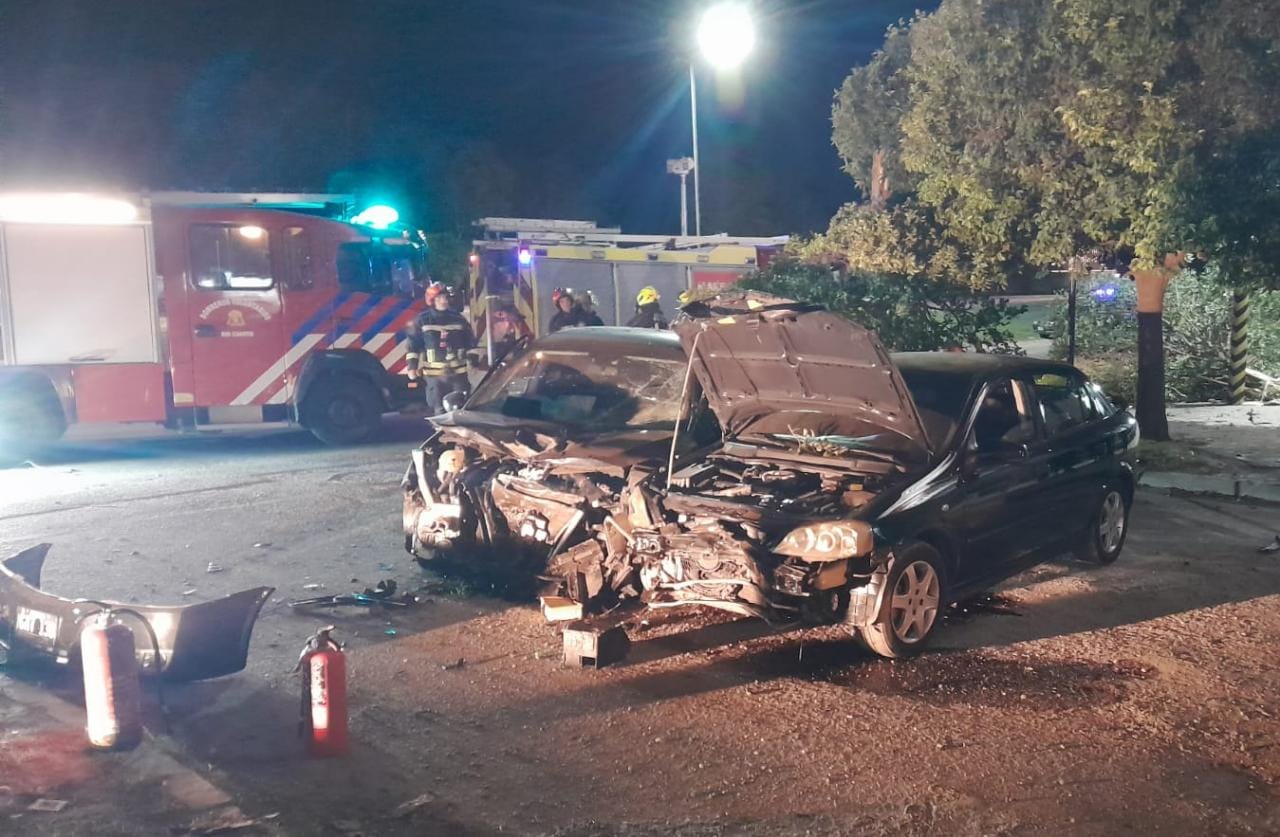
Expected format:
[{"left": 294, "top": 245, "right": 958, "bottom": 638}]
[{"left": 2, "top": 422, "right": 1279, "bottom": 836}]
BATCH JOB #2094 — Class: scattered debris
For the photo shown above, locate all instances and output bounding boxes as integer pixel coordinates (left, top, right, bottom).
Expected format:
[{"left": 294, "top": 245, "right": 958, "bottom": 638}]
[
  {"left": 182, "top": 588, "right": 198, "bottom": 596},
  {"left": 441, "top": 657, "right": 466, "bottom": 671},
  {"left": 377, "top": 562, "right": 396, "bottom": 572},
  {"left": 384, "top": 628, "right": 398, "bottom": 636},
  {"left": 27, "top": 798, "right": 69, "bottom": 813},
  {"left": 289, "top": 580, "right": 417, "bottom": 609},
  {"left": 563, "top": 622, "right": 631, "bottom": 668},
  {"left": 186, "top": 807, "right": 279, "bottom": 834},
  {"left": 541, "top": 595, "right": 584, "bottom": 623},
  {"left": 206, "top": 562, "right": 225, "bottom": 574},
  {"left": 302, "top": 583, "right": 324, "bottom": 590},
  {"left": 252, "top": 542, "right": 272, "bottom": 549},
  {"left": 1259, "top": 535, "right": 1280, "bottom": 554},
  {"left": 392, "top": 792, "right": 435, "bottom": 818}
]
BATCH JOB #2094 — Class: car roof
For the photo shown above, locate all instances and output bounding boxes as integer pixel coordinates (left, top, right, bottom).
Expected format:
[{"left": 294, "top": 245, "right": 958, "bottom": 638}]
[
  {"left": 892, "top": 351, "right": 1082, "bottom": 382},
  {"left": 533, "top": 326, "right": 685, "bottom": 360}
]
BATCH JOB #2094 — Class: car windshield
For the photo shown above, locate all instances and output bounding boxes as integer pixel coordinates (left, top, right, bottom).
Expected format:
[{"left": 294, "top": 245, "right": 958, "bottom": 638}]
[
  {"left": 899, "top": 369, "right": 976, "bottom": 451},
  {"left": 466, "top": 348, "right": 687, "bottom": 431}
]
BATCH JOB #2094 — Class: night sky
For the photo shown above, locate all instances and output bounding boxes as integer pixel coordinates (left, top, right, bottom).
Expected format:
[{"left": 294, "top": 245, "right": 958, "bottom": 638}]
[{"left": 1, "top": 1, "right": 930, "bottom": 236}]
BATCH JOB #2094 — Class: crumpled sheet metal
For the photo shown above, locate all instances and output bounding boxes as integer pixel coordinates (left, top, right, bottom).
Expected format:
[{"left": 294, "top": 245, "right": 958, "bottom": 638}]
[{"left": 0, "top": 544, "right": 273, "bottom": 681}]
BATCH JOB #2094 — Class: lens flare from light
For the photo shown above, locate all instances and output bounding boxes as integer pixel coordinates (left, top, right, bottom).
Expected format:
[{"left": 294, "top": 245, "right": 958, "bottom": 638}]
[
  {"left": 351, "top": 204, "right": 400, "bottom": 230},
  {"left": 518, "top": 248, "right": 533, "bottom": 267},
  {"left": 697, "top": 3, "right": 756, "bottom": 71},
  {"left": 0, "top": 193, "right": 138, "bottom": 225}
]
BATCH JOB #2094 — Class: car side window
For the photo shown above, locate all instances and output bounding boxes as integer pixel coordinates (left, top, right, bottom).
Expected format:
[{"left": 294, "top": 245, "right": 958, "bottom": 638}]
[
  {"left": 972, "top": 378, "right": 1037, "bottom": 454},
  {"left": 1033, "top": 373, "right": 1096, "bottom": 436}
]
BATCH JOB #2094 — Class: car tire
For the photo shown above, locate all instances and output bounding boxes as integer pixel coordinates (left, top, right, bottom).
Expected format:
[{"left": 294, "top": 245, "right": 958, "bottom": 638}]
[
  {"left": 1075, "top": 487, "right": 1129, "bottom": 565},
  {"left": 858, "top": 543, "right": 947, "bottom": 660},
  {"left": 302, "top": 376, "right": 383, "bottom": 446}
]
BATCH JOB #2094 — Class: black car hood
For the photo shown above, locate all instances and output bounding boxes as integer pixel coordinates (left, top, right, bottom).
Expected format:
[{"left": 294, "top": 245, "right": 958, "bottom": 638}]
[{"left": 673, "top": 292, "right": 931, "bottom": 462}]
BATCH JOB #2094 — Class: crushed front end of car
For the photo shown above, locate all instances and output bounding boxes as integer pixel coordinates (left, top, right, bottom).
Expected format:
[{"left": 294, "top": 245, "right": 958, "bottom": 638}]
[{"left": 402, "top": 295, "right": 933, "bottom": 627}]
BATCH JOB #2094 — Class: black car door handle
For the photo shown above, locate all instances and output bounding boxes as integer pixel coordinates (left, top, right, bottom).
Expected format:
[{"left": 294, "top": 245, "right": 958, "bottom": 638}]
[{"left": 194, "top": 324, "right": 217, "bottom": 338}]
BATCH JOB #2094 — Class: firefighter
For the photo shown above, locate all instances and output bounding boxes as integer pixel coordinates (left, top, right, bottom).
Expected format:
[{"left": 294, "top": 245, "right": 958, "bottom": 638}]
[
  {"left": 548, "top": 287, "right": 581, "bottom": 333},
  {"left": 406, "top": 283, "right": 474, "bottom": 413},
  {"left": 626, "top": 286, "right": 668, "bottom": 329},
  {"left": 576, "top": 290, "right": 604, "bottom": 327}
]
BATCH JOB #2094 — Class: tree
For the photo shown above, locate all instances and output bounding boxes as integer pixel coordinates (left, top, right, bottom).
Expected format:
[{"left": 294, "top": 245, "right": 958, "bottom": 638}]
[
  {"left": 835, "top": 0, "right": 1280, "bottom": 439},
  {"left": 739, "top": 261, "right": 1023, "bottom": 354}
]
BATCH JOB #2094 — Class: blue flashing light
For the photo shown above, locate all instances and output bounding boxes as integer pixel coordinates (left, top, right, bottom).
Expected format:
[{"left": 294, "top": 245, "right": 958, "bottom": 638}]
[
  {"left": 351, "top": 204, "right": 400, "bottom": 230},
  {"left": 1090, "top": 285, "right": 1118, "bottom": 301},
  {"left": 518, "top": 247, "right": 533, "bottom": 267}
]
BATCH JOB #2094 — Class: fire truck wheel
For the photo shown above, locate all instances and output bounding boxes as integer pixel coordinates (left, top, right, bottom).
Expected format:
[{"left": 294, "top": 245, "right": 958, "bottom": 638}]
[
  {"left": 0, "top": 378, "right": 67, "bottom": 460},
  {"left": 302, "top": 376, "right": 383, "bottom": 446}
]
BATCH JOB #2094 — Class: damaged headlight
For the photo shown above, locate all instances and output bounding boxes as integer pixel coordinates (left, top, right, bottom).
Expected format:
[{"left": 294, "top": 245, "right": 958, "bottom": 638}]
[{"left": 773, "top": 521, "right": 872, "bottom": 561}]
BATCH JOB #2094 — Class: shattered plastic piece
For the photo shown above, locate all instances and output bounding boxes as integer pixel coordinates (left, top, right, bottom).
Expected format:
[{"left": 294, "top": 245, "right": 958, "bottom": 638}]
[
  {"left": 377, "top": 562, "right": 396, "bottom": 572},
  {"left": 563, "top": 622, "right": 630, "bottom": 668},
  {"left": 288, "top": 580, "right": 415, "bottom": 610},
  {"left": 27, "top": 798, "right": 69, "bottom": 813},
  {"left": 182, "top": 589, "right": 197, "bottom": 596},
  {"left": 384, "top": 629, "right": 398, "bottom": 636},
  {"left": 188, "top": 807, "right": 280, "bottom": 834},
  {"left": 1259, "top": 536, "right": 1280, "bottom": 554},
  {"left": 0, "top": 544, "right": 273, "bottom": 680},
  {"left": 303, "top": 583, "right": 324, "bottom": 590},
  {"left": 253, "top": 542, "right": 272, "bottom": 549},
  {"left": 392, "top": 792, "right": 436, "bottom": 818},
  {"left": 540, "top": 596, "right": 584, "bottom": 623},
  {"left": 206, "top": 563, "right": 225, "bottom": 574}
]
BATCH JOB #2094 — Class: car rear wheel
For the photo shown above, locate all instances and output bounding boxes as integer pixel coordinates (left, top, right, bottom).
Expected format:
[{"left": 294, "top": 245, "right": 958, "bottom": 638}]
[
  {"left": 1075, "top": 487, "right": 1129, "bottom": 565},
  {"left": 302, "top": 376, "right": 383, "bottom": 445},
  {"left": 859, "top": 543, "right": 946, "bottom": 659}
]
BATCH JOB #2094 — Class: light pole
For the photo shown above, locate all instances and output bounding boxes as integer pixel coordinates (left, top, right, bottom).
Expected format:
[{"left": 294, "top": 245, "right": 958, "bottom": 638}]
[
  {"left": 690, "top": 2, "right": 756, "bottom": 238},
  {"left": 667, "top": 157, "right": 695, "bottom": 236}
]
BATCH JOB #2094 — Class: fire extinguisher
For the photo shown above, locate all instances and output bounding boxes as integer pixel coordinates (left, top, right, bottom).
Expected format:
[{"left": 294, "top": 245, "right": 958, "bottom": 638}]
[
  {"left": 297, "top": 625, "right": 348, "bottom": 757},
  {"left": 80, "top": 610, "right": 143, "bottom": 750}
]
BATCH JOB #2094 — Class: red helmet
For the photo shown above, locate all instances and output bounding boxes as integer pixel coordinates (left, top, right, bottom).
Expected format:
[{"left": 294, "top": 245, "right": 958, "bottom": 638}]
[
  {"left": 552, "top": 287, "right": 576, "bottom": 306},
  {"left": 425, "top": 282, "right": 452, "bottom": 303}
]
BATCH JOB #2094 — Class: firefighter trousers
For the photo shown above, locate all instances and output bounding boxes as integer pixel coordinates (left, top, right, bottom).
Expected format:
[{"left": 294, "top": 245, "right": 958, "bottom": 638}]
[{"left": 421, "top": 373, "right": 470, "bottom": 414}]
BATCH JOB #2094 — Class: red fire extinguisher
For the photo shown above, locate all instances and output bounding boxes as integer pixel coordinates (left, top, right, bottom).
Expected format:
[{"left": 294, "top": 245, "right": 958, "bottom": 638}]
[
  {"left": 298, "top": 625, "right": 348, "bottom": 757},
  {"left": 80, "top": 611, "right": 143, "bottom": 750}
]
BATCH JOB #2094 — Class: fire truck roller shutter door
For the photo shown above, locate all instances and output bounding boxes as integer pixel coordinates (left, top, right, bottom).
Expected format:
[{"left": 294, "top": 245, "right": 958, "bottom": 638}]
[
  {"left": 616, "top": 263, "right": 684, "bottom": 323},
  {"left": 532, "top": 261, "right": 615, "bottom": 335}
]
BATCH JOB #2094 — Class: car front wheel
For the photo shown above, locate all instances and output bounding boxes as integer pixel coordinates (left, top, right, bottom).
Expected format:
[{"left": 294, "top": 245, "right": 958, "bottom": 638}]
[
  {"left": 859, "top": 543, "right": 946, "bottom": 659},
  {"left": 1075, "top": 487, "right": 1129, "bottom": 565}
]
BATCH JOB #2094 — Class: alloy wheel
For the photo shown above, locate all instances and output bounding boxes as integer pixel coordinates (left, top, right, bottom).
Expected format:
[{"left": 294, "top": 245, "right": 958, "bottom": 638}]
[
  {"left": 1099, "top": 490, "right": 1126, "bottom": 554},
  {"left": 889, "top": 560, "right": 941, "bottom": 644}
]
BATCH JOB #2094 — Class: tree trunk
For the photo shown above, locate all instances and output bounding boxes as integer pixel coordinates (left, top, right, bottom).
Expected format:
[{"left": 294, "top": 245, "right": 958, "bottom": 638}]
[
  {"left": 1136, "top": 311, "right": 1169, "bottom": 440},
  {"left": 1130, "top": 255, "right": 1182, "bottom": 442}
]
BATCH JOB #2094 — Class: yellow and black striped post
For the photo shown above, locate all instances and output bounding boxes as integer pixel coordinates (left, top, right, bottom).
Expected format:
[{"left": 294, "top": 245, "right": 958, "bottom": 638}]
[{"left": 1230, "top": 290, "right": 1251, "bottom": 404}]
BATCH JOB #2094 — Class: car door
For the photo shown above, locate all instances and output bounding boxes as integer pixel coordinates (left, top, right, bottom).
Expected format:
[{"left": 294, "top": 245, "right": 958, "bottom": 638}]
[
  {"left": 951, "top": 377, "right": 1045, "bottom": 584},
  {"left": 1031, "top": 372, "right": 1110, "bottom": 539}
]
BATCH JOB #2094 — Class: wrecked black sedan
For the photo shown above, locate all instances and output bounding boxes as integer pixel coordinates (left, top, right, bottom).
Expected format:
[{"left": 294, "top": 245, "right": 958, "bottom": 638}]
[{"left": 403, "top": 293, "right": 1137, "bottom": 657}]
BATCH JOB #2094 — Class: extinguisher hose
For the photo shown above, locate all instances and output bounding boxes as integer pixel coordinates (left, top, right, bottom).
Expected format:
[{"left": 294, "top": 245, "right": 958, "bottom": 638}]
[{"left": 73, "top": 602, "right": 170, "bottom": 733}]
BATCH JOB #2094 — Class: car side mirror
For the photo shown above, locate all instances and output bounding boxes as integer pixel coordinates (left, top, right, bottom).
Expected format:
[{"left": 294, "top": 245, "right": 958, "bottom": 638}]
[{"left": 441, "top": 391, "right": 467, "bottom": 413}]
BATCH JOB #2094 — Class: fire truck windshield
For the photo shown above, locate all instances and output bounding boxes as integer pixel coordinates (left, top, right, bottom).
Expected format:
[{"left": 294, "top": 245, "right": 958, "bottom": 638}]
[{"left": 337, "top": 241, "right": 425, "bottom": 297}]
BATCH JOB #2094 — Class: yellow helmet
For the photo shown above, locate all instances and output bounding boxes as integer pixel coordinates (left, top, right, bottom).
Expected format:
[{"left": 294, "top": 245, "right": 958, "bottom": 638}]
[{"left": 636, "top": 286, "right": 660, "bottom": 306}]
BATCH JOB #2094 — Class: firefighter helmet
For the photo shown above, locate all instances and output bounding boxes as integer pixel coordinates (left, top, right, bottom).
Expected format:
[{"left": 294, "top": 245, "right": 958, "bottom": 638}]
[
  {"left": 425, "top": 282, "right": 452, "bottom": 303},
  {"left": 636, "top": 286, "right": 660, "bottom": 306},
  {"left": 551, "top": 287, "right": 574, "bottom": 304},
  {"left": 576, "top": 289, "right": 596, "bottom": 307},
  {"left": 677, "top": 290, "right": 691, "bottom": 306}
]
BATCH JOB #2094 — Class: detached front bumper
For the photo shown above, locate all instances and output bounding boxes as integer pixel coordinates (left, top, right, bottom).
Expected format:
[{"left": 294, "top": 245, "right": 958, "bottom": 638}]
[{"left": 0, "top": 544, "right": 273, "bottom": 681}]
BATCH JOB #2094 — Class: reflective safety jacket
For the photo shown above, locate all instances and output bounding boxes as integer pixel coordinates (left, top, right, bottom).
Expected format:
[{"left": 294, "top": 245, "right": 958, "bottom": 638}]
[{"left": 406, "top": 309, "right": 474, "bottom": 376}]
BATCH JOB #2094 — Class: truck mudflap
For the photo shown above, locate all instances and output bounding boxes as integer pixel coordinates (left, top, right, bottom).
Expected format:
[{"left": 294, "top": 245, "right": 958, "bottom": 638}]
[{"left": 0, "top": 544, "right": 273, "bottom": 681}]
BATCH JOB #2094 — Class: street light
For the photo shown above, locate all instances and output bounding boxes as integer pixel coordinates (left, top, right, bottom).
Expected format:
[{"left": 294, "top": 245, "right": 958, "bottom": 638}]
[{"left": 689, "top": 3, "right": 756, "bottom": 237}]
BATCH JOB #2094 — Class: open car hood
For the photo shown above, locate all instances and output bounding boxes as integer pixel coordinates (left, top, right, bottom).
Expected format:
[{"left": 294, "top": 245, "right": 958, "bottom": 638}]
[{"left": 673, "top": 292, "right": 931, "bottom": 462}]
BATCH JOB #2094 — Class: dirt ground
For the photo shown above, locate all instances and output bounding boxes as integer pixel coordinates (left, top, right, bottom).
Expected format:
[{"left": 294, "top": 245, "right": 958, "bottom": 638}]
[
  {"left": 166, "top": 492, "right": 1280, "bottom": 836},
  {"left": 3, "top": 425, "right": 1279, "bottom": 836}
]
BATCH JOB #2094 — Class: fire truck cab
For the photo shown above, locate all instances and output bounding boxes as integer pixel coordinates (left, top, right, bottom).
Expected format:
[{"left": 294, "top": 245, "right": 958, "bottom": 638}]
[{"left": 0, "top": 192, "right": 428, "bottom": 455}]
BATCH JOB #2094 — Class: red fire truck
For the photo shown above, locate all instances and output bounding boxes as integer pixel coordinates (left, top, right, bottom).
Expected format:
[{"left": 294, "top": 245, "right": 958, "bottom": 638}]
[{"left": 0, "top": 192, "right": 428, "bottom": 454}]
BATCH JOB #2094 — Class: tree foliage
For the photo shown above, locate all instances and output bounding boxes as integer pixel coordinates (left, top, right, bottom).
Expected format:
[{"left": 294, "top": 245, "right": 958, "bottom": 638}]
[{"left": 739, "top": 261, "right": 1023, "bottom": 354}]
